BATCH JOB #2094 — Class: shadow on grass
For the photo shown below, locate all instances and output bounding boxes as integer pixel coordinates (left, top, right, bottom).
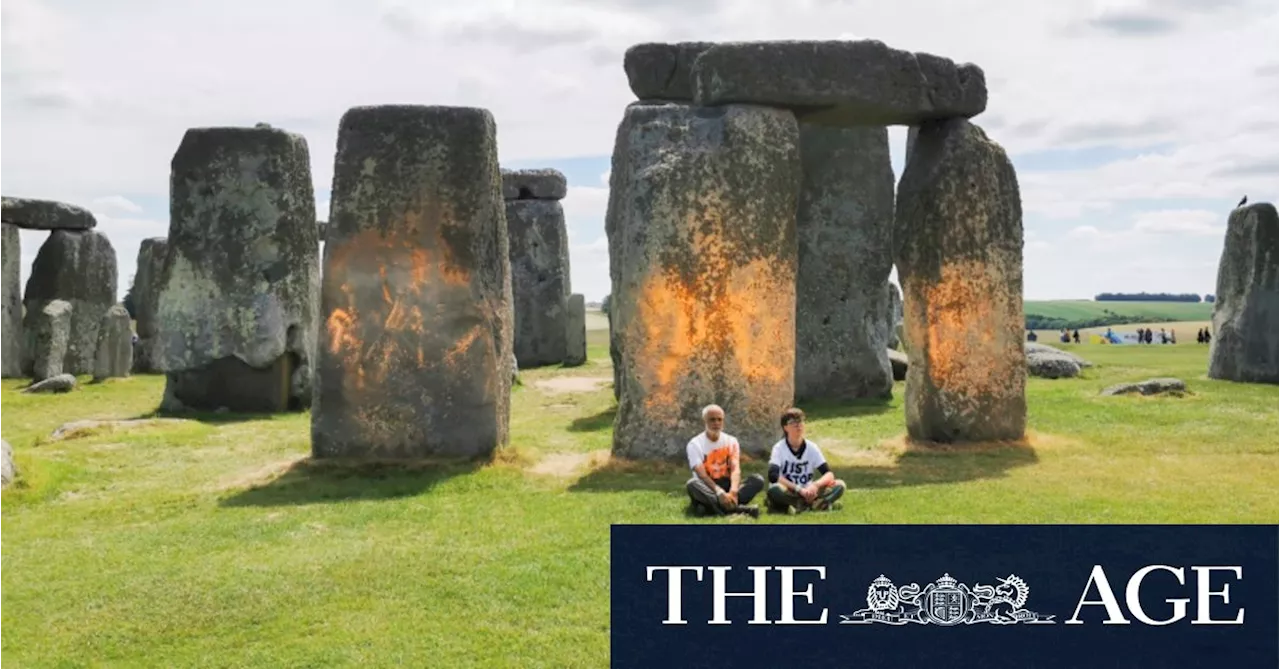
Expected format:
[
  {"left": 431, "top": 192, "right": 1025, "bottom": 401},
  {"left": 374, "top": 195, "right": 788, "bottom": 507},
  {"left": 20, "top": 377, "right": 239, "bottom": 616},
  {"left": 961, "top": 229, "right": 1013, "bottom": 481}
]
[
  {"left": 567, "top": 438, "right": 1039, "bottom": 494},
  {"left": 218, "top": 457, "right": 484, "bottom": 507},
  {"left": 128, "top": 407, "right": 285, "bottom": 426},
  {"left": 801, "top": 395, "right": 897, "bottom": 420},
  {"left": 569, "top": 406, "right": 616, "bottom": 433}
]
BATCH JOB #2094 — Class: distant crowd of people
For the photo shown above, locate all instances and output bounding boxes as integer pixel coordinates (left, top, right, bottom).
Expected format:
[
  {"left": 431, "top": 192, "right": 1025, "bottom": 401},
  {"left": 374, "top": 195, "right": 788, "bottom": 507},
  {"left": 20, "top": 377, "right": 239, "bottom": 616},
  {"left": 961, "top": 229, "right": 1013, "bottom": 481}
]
[
  {"left": 1133, "top": 327, "right": 1176, "bottom": 344},
  {"left": 1024, "top": 326, "right": 1213, "bottom": 345}
]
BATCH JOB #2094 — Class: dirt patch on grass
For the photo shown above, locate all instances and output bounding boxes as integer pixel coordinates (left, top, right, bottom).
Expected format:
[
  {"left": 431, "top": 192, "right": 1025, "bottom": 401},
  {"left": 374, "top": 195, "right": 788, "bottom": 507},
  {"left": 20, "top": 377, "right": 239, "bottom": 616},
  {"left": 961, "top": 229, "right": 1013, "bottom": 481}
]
[
  {"left": 533, "top": 377, "right": 612, "bottom": 394},
  {"left": 216, "top": 455, "right": 308, "bottom": 491},
  {"left": 820, "top": 438, "right": 906, "bottom": 468},
  {"left": 529, "top": 450, "right": 610, "bottom": 478}
]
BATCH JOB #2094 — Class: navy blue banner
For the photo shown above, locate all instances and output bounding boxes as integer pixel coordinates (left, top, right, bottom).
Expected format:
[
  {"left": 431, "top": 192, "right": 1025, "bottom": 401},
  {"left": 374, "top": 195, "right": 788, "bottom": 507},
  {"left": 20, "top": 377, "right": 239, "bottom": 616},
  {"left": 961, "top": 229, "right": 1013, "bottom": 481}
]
[{"left": 611, "top": 525, "right": 1278, "bottom": 668}]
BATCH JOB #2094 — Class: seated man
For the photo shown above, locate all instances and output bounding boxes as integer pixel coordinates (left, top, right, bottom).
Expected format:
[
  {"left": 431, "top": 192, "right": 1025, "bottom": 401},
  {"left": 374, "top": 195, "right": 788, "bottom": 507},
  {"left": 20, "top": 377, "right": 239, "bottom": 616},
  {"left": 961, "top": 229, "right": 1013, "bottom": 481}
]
[
  {"left": 766, "top": 408, "right": 846, "bottom": 513},
  {"left": 685, "top": 404, "right": 764, "bottom": 518}
]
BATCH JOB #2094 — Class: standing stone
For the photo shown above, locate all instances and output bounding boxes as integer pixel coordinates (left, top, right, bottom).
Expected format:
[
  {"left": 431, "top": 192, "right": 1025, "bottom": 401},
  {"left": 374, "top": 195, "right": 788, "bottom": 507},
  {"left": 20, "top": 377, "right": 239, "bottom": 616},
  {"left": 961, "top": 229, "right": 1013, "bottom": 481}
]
[
  {"left": 794, "top": 123, "right": 895, "bottom": 402},
  {"left": 564, "top": 293, "right": 587, "bottom": 367},
  {"left": 155, "top": 126, "right": 319, "bottom": 412},
  {"left": 93, "top": 304, "right": 133, "bottom": 380},
  {"left": 886, "top": 280, "right": 904, "bottom": 350},
  {"left": 27, "top": 299, "right": 72, "bottom": 381},
  {"left": 608, "top": 296, "right": 621, "bottom": 400},
  {"left": 2, "top": 223, "right": 20, "bottom": 377},
  {"left": 313, "top": 105, "right": 512, "bottom": 459},
  {"left": 22, "top": 230, "right": 117, "bottom": 376},
  {"left": 1208, "top": 202, "right": 1278, "bottom": 384},
  {"left": 506, "top": 199, "right": 570, "bottom": 367},
  {"left": 132, "top": 237, "right": 168, "bottom": 373},
  {"left": 607, "top": 102, "right": 801, "bottom": 459},
  {"left": 894, "top": 118, "right": 1025, "bottom": 443}
]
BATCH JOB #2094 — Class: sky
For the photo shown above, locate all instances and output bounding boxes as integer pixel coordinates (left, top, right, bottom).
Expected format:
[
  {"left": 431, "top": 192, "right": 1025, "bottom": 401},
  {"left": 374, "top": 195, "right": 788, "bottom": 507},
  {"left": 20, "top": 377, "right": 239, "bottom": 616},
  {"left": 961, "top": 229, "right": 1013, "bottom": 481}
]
[{"left": 2, "top": 0, "right": 1277, "bottom": 304}]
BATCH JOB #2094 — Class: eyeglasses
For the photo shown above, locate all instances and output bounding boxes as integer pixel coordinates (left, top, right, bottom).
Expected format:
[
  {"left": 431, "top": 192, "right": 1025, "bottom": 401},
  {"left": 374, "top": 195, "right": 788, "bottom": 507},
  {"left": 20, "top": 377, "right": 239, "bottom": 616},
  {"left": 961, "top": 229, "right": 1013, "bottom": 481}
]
[{"left": 705, "top": 417, "right": 724, "bottom": 423}]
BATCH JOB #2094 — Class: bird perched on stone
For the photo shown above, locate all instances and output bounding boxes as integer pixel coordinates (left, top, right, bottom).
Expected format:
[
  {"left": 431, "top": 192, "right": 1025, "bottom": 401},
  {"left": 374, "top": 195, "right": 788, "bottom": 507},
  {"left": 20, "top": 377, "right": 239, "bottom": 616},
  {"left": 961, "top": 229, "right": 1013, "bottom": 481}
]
[{"left": 1237, "top": 195, "right": 1248, "bottom": 207}]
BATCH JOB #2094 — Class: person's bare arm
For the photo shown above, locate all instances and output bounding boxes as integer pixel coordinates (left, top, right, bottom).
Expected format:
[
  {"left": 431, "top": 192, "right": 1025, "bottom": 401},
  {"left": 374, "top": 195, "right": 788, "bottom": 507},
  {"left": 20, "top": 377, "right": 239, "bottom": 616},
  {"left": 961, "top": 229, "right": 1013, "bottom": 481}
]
[{"left": 729, "top": 447, "right": 742, "bottom": 499}]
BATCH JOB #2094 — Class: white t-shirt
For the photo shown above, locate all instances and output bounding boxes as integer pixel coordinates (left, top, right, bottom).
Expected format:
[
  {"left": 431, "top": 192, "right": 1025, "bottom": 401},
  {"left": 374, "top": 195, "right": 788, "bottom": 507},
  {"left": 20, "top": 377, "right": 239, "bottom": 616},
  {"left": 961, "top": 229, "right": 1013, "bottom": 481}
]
[
  {"left": 769, "top": 439, "right": 828, "bottom": 487},
  {"left": 687, "top": 431, "right": 740, "bottom": 481}
]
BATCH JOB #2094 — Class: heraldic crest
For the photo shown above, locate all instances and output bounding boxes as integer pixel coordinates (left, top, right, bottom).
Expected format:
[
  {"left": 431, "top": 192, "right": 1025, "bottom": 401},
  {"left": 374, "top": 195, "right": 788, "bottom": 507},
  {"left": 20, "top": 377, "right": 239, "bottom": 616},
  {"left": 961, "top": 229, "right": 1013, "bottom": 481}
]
[{"left": 840, "top": 573, "right": 1055, "bottom": 626}]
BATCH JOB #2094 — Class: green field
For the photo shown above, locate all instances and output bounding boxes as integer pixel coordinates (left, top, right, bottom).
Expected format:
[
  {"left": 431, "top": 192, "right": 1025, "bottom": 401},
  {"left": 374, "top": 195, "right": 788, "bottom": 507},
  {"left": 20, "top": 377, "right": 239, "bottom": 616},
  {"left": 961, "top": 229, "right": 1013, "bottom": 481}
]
[
  {"left": 1025, "top": 299, "right": 1212, "bottom": 324},
  {"left": 3, "top": 337, "right": 1276, "bottom": 667}
]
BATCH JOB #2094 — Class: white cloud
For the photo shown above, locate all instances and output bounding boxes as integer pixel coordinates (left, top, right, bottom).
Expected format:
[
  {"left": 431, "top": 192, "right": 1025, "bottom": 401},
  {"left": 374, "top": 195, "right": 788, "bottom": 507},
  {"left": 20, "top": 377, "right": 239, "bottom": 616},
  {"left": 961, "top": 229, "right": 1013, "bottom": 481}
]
[
  {"left": 561, "top": 185, "right": 610, "bottom": 244},
  {"left": 90, "top": 195, "right": 144, "bottom": 216},
  {"left": 568, "top": 237, "right": 611, "bottom": 301},
  {"left": 1131, "top": 209, "right": 1224, "bottom": 236}
]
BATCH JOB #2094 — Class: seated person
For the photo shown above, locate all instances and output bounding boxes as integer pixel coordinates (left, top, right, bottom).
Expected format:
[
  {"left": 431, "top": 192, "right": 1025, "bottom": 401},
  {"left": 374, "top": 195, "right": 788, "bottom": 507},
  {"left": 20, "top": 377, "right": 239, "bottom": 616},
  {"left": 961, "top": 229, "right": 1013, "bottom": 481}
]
[
  {"left": 685, "top": 404, "right": 764, "bottom": 518},
  {"left": 766, "top": 408, "right": 846, "bottom": 513}
]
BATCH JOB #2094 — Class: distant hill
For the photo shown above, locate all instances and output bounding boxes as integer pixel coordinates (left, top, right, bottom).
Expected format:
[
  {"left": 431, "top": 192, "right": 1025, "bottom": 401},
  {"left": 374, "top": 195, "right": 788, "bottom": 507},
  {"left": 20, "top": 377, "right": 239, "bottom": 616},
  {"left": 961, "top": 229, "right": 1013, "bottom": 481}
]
[{"left": 1025, "top": 300, "right": 1213, "bottom": 330}]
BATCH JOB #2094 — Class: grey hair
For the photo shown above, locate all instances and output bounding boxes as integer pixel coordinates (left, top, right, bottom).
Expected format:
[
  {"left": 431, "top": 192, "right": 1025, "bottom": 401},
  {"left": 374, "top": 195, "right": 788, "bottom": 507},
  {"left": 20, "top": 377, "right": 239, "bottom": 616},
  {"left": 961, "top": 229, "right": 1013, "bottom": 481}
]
[{"left": 701, "top": 404, "right": 724, "bottom": 420}]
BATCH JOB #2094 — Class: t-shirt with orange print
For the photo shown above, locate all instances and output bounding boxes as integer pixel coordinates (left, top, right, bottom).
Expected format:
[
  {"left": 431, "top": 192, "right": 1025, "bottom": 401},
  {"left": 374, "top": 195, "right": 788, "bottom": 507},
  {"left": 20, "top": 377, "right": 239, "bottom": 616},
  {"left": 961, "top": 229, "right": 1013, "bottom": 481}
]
[{"left": 686, "top": 431, "right": 740, "bottom": 481}]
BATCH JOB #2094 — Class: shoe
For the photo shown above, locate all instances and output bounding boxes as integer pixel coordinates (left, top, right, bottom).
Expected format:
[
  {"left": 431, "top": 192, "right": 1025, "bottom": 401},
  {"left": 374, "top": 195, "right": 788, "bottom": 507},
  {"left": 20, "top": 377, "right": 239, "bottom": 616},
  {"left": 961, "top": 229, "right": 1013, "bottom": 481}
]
[{"left": 736, "top": 505, "right": 760, "bottom": 519}]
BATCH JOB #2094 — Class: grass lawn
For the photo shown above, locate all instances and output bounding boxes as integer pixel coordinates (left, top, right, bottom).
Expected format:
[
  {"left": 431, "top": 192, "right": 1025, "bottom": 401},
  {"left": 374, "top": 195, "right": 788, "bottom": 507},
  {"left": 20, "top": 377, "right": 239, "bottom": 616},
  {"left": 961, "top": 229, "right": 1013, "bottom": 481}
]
[
  {"left": 2, "top": 336, "right": 1276, "bottom": 666},
  {"left": 1024, "top": 299, "right": 1213, "bottom": 323}
]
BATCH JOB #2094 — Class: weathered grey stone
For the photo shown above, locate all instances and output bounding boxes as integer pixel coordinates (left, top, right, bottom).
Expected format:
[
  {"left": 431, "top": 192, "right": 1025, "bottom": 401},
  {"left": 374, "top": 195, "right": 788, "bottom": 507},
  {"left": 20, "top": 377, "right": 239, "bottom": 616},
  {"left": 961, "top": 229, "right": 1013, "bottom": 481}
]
[
  {"left": 93, "top": 304, "right": 133, "bottom": 380},
  {"left": 1026, "top": 350, "right": 1080, "bottom": 379},
  {"left": 886, "top": 281, "right": 903, "bottom": 350},
  {"left": 26, "top": 299, "right": 72, "bottom": 381},
  {"left": 887, "top": 348, "right": 908, "bottom": 381},
  {"left": 317, "top": 220, "right": 327, "bottom": 242},
  {"left": 894, "top": 118, "right": 1025, "bottom": 443},
  {"left": 1208, "top": 202, "right": 1278, "bottom": 384},
  {"left": 313, "top": 105, "right": 513, "bottom": 459},
  {"left": 132, "top": 237, "right": 168, "bottom": 373},
  {"left": 1, "top": 439, "right": 14, "bottom": 487},
  {"left": 23, "top": 230, "right": 116, "bottom": 376},
  {"left": 1101, "top": 377, "right": 1187, "bottom": 397},
  {"left": 607, "top": 102, "right": 801, "bottom": 459},
  {"left": 691, "top": 40, "right": 987, "bottom": 127},
  {"left": 1, "top": 196, "right": 97, "bottom": 230},
  {"left": 795, "top": 123, "right": 894, "bottom": 402},
  {"left": 507, "top": 199, "right": 569, "bottom": 367},
  {"left": 1025, "top": 341, "right": 1091, "bottom": 368},
  {"left": 608, "top": 296, "right": 621, "bottom": 400},
  {"left": 2, "top": 223, "right": 20, "bottom": 377},
  {"left": 155, "top": 125, "right": 319, "bottom": 411},
  {"left": 564, "top": 293, "right": 587, "bottom": 367},
  {"left": 501, "top": 168, "right": 567, "bottom": 201},
  {"left": 23, "top": 373, "right": 76, "bottom": 393},
  {"left": 164, "top": 356, "right": 296, "bottom": 411},
  {"left": 623, "top": 42, "right": 716, "bottom": 101}
]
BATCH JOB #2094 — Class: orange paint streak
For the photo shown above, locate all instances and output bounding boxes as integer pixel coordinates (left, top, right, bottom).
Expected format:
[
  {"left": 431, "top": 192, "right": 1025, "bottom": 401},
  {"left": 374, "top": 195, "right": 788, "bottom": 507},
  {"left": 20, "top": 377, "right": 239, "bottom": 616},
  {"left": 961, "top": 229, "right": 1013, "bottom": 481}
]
[
  {"left": 904, "top": 260, "right": 1023, "bottom": 417},
  {"left": 626, "top": 199, "right": 794, "bottom": 421},
  {"left": 443, "top": 325, "right": 484, "bottom": 368},
  {"left": 323, "top": 224, "right": 491, "bottom": 394}
]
